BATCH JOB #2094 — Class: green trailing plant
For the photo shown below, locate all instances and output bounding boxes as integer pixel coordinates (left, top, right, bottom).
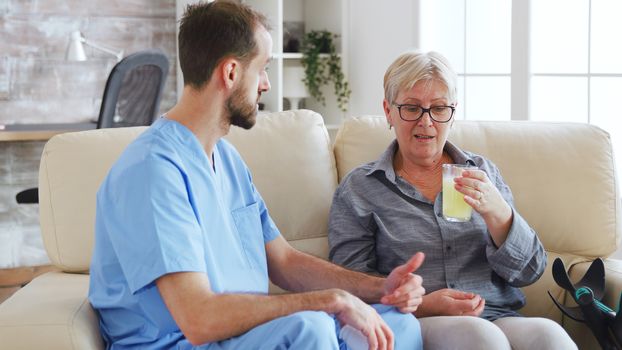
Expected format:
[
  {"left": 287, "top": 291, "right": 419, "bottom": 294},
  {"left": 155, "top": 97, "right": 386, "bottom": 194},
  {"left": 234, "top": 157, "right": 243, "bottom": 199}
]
[{"left": 300, "top": 30, "right": 351, "bottom": 112}]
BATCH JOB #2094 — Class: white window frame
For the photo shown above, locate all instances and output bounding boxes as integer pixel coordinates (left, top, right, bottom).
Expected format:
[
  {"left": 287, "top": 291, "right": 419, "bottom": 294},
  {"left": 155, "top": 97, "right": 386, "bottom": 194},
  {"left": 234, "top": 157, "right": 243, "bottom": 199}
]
[
  {"left": 417, "top": 0, "right": 620, "bottom": 123},
  {"left": 511, "top": 0, "right": 529, "bottom": 121}
]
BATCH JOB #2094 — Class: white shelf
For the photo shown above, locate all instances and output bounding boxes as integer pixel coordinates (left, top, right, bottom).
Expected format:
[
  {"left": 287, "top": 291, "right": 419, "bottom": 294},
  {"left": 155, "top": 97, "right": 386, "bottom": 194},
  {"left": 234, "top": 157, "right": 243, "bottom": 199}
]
[
  {"left": 282, "top": 52, "right": 303, "bottom": 59},
  {"left": 197, "top": 0, "right": 347, "bottom": 125},
  {"left": 282, "top": 53, "right": 336, "bottom": 60}
]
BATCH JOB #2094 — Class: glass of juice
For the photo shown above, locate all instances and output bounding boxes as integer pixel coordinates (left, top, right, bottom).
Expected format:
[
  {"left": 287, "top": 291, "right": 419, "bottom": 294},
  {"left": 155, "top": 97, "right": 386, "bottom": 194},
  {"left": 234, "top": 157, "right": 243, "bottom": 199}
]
[{"left": 442, "top": 164, "right": 476, "bottom": 222}]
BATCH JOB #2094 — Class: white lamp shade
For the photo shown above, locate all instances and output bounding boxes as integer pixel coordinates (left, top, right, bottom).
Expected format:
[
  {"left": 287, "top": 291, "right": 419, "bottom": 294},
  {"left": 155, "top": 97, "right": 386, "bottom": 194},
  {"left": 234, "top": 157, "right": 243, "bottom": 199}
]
[
  {"left": 66, "top": 31, "right": 87, "bottom": 61},
  {"left": 283, "top": 66, "right": 309, "bottom": 99}
]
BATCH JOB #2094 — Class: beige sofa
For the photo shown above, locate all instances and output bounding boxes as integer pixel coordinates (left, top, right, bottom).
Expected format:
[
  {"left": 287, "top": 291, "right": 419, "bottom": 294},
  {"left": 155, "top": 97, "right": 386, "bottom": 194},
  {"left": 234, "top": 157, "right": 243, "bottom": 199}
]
[{"left": 0, "top": 110, "right": 620, "bottom": 349}]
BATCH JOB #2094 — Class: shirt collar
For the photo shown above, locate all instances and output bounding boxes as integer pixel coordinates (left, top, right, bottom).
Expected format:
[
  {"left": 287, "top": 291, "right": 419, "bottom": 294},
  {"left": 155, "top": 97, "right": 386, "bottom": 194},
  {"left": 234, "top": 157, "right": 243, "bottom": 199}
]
[{"left": 366, "top": 139, "right": 476, "bottom": 183}]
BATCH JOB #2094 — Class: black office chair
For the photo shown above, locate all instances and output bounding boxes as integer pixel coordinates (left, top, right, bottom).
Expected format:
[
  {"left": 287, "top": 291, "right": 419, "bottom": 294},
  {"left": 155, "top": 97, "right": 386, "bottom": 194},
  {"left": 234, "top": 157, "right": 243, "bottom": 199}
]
[
  {"left": 16, "top": 49, "right": 170, "bottom": 204},
  {"left": 97, "top": 49, "right": 169, "bottom": 128}
]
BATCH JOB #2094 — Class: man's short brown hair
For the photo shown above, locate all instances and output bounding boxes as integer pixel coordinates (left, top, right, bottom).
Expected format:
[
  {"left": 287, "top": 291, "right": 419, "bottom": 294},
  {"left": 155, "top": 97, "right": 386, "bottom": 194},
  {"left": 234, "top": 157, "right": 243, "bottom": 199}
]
[{"left": 178, "top": 1, "right": 271, "bottom": 89}]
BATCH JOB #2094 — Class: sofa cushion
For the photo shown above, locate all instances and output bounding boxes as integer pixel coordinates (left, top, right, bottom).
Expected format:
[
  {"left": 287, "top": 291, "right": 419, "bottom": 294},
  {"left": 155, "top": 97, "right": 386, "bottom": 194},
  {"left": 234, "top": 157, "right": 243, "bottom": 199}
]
[
  {"left": 39, "top": 127, "right": 147, "bottom": 272},
  {"left": 0, "top": 271, "right": 102, "bottom": 350},
  {"left": 225, "top": 110, "right": 337, "bottom": 256},
  {"left": 333, "top": 115, "right": 395, "bottom": 183}
]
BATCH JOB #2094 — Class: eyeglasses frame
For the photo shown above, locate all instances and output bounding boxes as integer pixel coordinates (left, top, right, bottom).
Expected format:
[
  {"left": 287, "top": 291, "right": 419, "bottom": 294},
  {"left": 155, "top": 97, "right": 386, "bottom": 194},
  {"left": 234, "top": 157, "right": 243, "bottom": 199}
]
[{"left": 392, "top": 103, "right": 456, "bottom": 123}]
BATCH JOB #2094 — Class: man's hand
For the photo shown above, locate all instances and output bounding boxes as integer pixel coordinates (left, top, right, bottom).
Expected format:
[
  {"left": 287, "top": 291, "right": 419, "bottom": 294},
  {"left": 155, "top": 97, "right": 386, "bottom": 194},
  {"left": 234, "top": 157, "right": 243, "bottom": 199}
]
[
  {"left": 381, "top": 252, "right": 425, "bottom": 313},
  {"left": 334, "top": 289, "right": 395, "bottom": 350},
  {"left": 414, "top": 288, "right": 485, "bottom": 317}
]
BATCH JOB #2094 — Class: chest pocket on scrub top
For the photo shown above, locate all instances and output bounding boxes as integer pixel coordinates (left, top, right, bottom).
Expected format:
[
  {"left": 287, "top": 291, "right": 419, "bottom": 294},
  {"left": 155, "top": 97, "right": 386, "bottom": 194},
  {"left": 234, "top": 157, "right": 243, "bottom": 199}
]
[{"left": 231, "top": 202, "right": 266, "bottom": 270}]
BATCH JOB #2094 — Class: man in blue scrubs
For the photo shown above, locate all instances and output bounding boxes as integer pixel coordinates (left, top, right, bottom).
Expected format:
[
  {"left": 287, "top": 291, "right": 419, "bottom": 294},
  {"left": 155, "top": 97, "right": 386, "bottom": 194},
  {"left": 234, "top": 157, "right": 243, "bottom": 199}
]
[{"left": 89, "top": 2, "right": 425, "bottom": 349}]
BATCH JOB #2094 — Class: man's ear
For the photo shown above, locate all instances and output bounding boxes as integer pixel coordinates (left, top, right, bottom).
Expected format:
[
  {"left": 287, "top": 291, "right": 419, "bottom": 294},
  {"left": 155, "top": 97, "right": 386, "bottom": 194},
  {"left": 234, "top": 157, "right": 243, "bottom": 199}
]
[{"left": 220, "top": 58, "right": 241, "bottom": 90}]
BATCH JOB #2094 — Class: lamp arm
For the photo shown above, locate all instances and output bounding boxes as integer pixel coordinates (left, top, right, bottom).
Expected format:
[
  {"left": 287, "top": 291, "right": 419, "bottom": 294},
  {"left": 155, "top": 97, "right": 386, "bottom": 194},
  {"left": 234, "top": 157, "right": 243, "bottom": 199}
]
[{"left": 82, "top": 39, "right": 124, "bottom": 62}]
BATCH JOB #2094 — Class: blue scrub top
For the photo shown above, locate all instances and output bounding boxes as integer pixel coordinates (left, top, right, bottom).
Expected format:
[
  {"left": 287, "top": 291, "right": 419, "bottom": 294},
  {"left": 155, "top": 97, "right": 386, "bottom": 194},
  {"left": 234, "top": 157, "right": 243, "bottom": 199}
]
[{"left": 88, "top": 118, "right": 281, "bottom": 349}]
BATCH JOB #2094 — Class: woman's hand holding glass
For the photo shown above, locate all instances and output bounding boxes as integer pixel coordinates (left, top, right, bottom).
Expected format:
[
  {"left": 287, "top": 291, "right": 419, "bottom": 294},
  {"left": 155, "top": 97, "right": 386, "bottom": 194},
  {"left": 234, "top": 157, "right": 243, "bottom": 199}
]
[{"left": 454, "top": 169, "right": 514, "bottom": 244}]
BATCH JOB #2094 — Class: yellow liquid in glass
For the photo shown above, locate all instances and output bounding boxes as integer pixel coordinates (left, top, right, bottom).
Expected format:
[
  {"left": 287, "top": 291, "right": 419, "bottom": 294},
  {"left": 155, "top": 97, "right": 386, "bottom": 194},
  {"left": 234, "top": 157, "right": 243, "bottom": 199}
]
[{"left": 442, "top": 179, "right": 472, "bottom": 222}]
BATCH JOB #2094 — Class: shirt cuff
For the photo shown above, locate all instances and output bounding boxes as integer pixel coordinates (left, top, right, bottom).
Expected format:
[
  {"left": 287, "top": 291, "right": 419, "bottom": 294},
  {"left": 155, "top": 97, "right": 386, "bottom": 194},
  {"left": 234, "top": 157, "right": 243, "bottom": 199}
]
[{"left": 486, "top": 208, "right": 537, "bottom": 280}]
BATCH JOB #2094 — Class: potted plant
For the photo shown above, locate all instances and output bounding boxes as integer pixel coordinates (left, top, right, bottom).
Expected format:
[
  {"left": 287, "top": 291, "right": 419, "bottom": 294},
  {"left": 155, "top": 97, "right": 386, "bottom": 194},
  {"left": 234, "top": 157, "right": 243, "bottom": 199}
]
[{"left": 300, "top": 30, "right": 351, "bottom": 112}]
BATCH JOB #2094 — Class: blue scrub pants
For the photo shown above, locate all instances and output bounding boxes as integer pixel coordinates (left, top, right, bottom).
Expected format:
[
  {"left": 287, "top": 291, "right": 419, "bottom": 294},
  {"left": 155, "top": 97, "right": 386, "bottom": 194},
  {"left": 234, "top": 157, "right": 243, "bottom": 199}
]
[{"left": 196, "top": 304, "right": 422, "bottom": 350}]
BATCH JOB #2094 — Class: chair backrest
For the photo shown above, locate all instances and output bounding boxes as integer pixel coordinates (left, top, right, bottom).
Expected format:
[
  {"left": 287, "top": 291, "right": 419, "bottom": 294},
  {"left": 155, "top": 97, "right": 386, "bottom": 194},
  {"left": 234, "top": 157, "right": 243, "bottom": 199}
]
[{"left": 96, "top": 50, "right": 169, "bottom": 129}]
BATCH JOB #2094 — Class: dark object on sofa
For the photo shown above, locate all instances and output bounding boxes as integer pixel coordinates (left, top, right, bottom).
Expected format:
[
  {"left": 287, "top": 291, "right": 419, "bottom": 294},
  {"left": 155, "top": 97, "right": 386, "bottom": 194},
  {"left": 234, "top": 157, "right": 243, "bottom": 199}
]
[
  {"left": 15, "top": 49, "right": 169, "bottom": 204},
  {"left": 549, "top": 257, "right": 622, "bottom": 349}
]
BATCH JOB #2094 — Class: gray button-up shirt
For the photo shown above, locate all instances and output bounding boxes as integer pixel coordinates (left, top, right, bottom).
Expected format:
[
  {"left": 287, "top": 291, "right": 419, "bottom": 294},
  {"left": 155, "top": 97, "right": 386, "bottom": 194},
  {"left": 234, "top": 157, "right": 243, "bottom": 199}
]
[{"left": 328, "top": 140, "right": 547, "bottom": 320}]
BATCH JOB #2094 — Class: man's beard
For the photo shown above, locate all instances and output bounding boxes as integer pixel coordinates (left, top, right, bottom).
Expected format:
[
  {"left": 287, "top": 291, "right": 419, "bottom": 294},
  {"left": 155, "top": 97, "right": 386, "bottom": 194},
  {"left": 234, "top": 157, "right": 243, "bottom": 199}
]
[{"left": 226, "top": 85, "right": 259, "bottom": 130}]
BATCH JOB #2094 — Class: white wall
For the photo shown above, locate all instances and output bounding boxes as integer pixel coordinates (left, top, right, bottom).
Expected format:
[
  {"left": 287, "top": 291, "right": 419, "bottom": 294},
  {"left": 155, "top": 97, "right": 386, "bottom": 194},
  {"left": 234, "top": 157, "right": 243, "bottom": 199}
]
[{"left": 346, "top": 0, "right": 419, "bottom": 117}]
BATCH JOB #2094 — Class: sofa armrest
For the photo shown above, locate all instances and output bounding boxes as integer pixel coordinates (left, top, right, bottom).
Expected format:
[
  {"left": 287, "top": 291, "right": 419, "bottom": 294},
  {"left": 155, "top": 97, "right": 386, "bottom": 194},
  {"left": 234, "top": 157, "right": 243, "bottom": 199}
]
[
  {"left": 602, "top": 258, "right": 622, "bottom": 307},
  {"left": 562, "top": 258, "right": 622, "bottom": 349},
  {"left": 0, "top": 271, "right": 103, "bottom": 350}
]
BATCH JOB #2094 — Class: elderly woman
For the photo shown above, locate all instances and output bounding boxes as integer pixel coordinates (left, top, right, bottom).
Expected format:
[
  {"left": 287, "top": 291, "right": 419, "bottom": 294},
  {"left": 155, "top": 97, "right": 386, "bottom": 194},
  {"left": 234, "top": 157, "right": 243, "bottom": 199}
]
[{"left": 328, "top": 50, "right": 576, "bottom": 350}]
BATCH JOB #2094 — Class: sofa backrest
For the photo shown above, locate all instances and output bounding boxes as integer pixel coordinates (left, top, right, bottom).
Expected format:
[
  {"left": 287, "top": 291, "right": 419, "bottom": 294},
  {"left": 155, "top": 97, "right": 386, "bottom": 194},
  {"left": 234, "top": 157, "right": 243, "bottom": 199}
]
[
  {"left": 38, "top": 110, "right": 620, "bottom": 319},
  {"left": 38, "top": 110, "right": 336, "bottom": 272},
  {"left": 225, "top": 110, "right": 337, "bottom": 258},
  {"left": 39, "top": 127, "right": 147, "bottom": 272},
  {"left": 334, "top": 115, "right": 620, "bottom": 258}
]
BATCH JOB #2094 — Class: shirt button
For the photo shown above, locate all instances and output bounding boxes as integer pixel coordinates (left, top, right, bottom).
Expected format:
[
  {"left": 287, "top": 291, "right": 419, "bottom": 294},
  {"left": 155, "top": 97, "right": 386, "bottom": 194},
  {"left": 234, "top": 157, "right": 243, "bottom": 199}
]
[
  {"left": 446, "top": 245, "right": 451, "bottom": 251},
  {"left": 448, "top": 283, "right": 455, "bottom": 288},
  {"left": 437, "top": 212, "right": 442, "bottom": 217}
]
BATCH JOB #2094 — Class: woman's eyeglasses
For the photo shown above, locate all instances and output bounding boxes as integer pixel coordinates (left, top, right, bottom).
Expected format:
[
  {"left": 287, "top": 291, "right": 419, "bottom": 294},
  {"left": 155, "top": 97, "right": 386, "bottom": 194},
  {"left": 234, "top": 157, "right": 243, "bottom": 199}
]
[{"left": 392, "top": 104, "right": 455, "bottom": 123}]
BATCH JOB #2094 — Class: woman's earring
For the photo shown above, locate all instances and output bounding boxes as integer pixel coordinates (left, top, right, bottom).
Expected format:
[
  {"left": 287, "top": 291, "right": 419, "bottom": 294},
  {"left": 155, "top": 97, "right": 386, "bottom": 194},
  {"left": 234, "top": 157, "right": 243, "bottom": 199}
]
[{"left": 389, "top": 124, "right": 393, "bottom": 130}]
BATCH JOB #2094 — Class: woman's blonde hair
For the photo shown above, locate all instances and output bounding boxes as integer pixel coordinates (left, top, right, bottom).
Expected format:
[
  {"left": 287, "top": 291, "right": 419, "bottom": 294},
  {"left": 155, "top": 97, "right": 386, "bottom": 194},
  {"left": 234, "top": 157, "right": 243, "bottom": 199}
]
[{"left": 383, "top": 50, "right": 457, "bottom": 105}]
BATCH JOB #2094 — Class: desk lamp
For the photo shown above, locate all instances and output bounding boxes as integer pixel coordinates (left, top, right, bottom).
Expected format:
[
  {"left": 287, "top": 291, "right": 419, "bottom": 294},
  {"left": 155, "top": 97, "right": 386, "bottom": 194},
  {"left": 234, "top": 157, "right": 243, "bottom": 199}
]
[{"left": 66, "top": 31, "right": 124, "bottom": 62}]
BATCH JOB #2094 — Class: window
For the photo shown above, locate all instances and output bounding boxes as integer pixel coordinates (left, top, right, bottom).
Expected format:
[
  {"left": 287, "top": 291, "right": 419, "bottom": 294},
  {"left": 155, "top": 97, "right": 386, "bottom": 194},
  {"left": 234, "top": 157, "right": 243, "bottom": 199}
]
[
  {"left": 420, "top": 0, "right": 512, "bottom": 121},
  {"left": 419, "top": 0, "right": 622, "bottom": 171},
  {"left": 531, "top": 0, "right": 622, "bottom": 166}
]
